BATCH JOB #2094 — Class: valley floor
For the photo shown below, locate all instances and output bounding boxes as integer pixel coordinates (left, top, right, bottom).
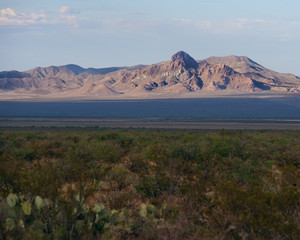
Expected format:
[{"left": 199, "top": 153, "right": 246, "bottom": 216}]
[{"left": 2, "top": 117, "right": 300, "bottom": 130}]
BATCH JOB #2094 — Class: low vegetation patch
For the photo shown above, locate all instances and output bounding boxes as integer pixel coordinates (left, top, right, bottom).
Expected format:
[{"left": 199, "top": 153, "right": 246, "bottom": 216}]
[{"left": 0, "top": 129, "right": 299, "bottom": 239}]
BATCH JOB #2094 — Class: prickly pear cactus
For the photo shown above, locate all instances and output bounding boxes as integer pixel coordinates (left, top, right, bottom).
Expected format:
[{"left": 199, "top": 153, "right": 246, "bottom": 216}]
[
  {"left": 93, "top": 203, "right": 105, "bottom": 213},
  {"left": 35, "top": 196, "right": 43, "bottom": 209},
  {"left": 18, "top": 219, "right": 25, "bottom": 229},
  {"left": 2, "top": 192, "right": 120, "bottom": 238},
  {"left": 98, "top": 208, "right": 110, "bottom": 220},
  {"left": 139, "top": 204, "right": 157, "bottom": 218},
  {"left": 5, "top": 218, "right": 15, "bottom": 231},
  {"left": 81, "top": 203, "right": 89, "bottom": 214},
  {"left": 21, "top": 200, "right": 31, "bottom": 215},
  {"left": 75, "top": 193, "right": 84, "bottom": 204},
  {"left": 146, "top": 204, "right": 156, "bottom": 215},
  {"left": 1, "top": 204, "right": 17, "bottom": 219},
  {"left": 162, "top": 201, "right": 167, "bottom": 210},
  {"left": 6, "top": 193, "right": 18, "bottom": 208},
  {"left": 139, "top": 204, "right": 147, "bottom": 218},
  {"left": 109, "top": 210, "right": 119, "bottom": 225}
]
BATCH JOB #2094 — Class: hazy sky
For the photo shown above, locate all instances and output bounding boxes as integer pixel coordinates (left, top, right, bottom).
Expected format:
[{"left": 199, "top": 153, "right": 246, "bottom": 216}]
[{"left": 1, "top": 0, "right": 300, "bottom": 75}]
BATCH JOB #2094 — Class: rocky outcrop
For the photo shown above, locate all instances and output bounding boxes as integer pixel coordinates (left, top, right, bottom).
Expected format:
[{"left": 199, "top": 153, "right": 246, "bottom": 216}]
[
  {"left": 169, "top": 51, "right": 199, "bottom": 69},
  {"left": 0, "top": 51, "right": 299, "bottom": 99}
]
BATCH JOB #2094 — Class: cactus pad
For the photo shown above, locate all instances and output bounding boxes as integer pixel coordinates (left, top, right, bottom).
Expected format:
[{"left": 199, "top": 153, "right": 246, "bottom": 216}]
[
  {"left": 93, "top": 203, "right": 105, "bottom": 213},
  {"left": 5, "top": 218, "right": 15, "bottom": 231},
  {"left": 22, "top": 201, "right": 32, "bottom": 215},
  {"left": 35, "top": 196, "right": 44, "bottom": 209},
  {"left": 139, "top": 204, "right": 147, "bottom": 218},
  {"left": 6, "top": 194, "right": 18, "bottom": 208}
]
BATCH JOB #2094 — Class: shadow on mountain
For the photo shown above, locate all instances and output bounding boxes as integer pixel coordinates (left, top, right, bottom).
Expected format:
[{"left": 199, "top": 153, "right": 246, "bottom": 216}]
[{"left": 252, "top": 80, "right": 271, "bottom": 90}]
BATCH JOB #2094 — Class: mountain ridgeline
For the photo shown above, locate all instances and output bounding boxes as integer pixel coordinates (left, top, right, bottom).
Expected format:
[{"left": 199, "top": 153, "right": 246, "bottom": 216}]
[{"left": 0, "top": 51, "right": 300, "bottom": 99}]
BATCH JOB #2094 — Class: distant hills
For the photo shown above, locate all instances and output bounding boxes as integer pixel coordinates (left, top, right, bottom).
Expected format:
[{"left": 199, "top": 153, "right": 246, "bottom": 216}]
[{"left": 0, "top": 51, "right": 299, "bottom": 100}]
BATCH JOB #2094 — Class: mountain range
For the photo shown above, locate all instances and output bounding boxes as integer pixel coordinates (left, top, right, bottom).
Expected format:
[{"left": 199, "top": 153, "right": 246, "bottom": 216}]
[{"left": 1, "top": 51, "right": 300, "bottom": 100}]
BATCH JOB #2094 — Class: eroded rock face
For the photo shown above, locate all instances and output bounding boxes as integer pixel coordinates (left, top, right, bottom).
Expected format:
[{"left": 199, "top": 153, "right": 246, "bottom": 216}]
[
  {"left": 170, "top": 51, "right": 199, "bottom": 69},
  {"left": 111, "top": 51, "right": 261, "bottom": 94},
  {"left": 111, "top": 51, "right": 204, "bottom": 94},
  {"left": 1, "top": 51, "right": 300, "bottom": 98}
]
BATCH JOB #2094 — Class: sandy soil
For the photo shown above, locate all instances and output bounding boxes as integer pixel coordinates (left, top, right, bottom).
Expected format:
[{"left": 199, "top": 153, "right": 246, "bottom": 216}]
[
  {"left": 1, "top": 118, "right": 300, "bottom": 130},
  {"left": 0, "top": 91, "right": 298, "bottom": 102}
]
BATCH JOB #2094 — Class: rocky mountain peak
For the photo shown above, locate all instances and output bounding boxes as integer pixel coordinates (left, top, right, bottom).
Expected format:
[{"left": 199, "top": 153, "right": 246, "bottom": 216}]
[
  {"left": 170, "top": 51, "right": 198, "bottom": 69},
  {"left": 1, "top": 52, "right": 300, "bottom": 99}
]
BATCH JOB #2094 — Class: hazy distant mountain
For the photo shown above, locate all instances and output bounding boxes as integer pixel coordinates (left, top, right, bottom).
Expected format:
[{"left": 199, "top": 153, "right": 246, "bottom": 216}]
[
  {"left": 203, "top": 56, "right": 300, "bottom": 90},
  {"left": 0, "top": 51, "right": 299, "bottom": 99}
]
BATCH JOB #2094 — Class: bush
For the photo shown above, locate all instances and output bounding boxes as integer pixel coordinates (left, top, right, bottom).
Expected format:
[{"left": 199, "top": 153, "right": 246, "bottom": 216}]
[{"left": 0, "top": 129, "right": 299, "bottom": 239}]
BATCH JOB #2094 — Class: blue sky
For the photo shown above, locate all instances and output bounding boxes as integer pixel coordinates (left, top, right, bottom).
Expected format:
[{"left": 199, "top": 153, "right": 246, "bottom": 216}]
[{"left": 1, "top": 0, "right": 300, "bottom": 75}]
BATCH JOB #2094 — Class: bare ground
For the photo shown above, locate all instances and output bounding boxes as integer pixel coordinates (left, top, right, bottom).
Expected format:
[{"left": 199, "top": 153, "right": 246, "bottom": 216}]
[{"left": 1, "top": 117, "right": 300, "bottom": 130}]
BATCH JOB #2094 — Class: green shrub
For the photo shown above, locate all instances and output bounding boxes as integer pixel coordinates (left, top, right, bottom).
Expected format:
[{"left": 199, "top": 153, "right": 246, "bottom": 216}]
[{"left": 0, "top": 129, "right": 299, "bottom": 239}]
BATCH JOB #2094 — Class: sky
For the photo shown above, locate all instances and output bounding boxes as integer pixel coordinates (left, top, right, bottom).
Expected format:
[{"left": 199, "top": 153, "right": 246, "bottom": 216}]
[{"left": 0, "top": 0, "right": 300, "bottom": 76}]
